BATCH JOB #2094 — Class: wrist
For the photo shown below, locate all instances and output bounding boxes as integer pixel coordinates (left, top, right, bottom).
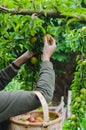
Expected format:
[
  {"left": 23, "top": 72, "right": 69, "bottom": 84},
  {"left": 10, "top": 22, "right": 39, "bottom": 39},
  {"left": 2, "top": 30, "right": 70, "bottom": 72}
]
[
  {"left": 10, "top": 62, "right": 20, "bottom": 72},
  {"left": 13, "top": 51, "right": 34, "bottom": 66},
  {"left": 11, "top": 62, "right": 20, "bottom": 70},
  {"left": 42, "top": 55, "right": 50, "bottom": 62}
]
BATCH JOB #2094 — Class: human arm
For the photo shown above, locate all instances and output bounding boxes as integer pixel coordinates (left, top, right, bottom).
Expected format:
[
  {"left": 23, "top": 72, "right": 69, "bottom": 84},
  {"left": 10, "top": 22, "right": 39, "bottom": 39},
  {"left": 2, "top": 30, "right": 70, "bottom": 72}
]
[
  {"left": 0, "top": 51, "right": 33, "bottom": 90},
  {"left": 0, "top": 34, "right": 56, "bottom": 122},
  {"left": 36, "top": 34, "right": 56, "bottom": 102},
  {"left": 0, "top": 61, "right": 55, "bottom": 122}
]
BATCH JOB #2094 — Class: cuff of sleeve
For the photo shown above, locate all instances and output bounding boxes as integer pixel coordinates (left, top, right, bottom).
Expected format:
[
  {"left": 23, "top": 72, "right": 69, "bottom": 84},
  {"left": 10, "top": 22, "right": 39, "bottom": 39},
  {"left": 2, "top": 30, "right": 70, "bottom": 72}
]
[{"left": 4, "top": 66, "right": 17, "bottom": 79}]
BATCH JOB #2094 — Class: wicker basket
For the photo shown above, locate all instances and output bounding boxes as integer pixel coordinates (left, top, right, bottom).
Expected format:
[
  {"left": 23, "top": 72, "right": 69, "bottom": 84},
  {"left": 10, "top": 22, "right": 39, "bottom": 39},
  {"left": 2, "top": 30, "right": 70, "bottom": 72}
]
[{"left": 9, "top": 91, "right": 62, "bottom": 130}]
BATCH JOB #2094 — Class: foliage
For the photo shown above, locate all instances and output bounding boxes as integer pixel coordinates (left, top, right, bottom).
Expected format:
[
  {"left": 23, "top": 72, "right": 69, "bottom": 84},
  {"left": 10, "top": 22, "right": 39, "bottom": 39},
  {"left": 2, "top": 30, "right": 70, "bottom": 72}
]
[
  {"left": 63, "top": 27, "right": 86, "bottom": 129},
  {"left": 0, "top": 1, "right": 86, "bottom": 129},
  {"left": 81, "top": 118, "right": 86, "bottom": 129},
  {"left": 4, "top": 78, "right": 23, "bottom": 91},
  {"left": 0, "top": 1, "right": 73, "bottom": 90},
  {"left": 0, "top": 0, "right": 86, "bottom": 20},
  {"left": 56, "top": 0, "right": 86, "bottom": 21}
]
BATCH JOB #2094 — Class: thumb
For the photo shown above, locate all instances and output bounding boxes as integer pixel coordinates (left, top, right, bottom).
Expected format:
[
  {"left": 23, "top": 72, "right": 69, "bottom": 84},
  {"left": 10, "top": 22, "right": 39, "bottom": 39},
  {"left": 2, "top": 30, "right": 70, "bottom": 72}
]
[{"left": 43, "top": 36, "right": 48, "bottom": 46}]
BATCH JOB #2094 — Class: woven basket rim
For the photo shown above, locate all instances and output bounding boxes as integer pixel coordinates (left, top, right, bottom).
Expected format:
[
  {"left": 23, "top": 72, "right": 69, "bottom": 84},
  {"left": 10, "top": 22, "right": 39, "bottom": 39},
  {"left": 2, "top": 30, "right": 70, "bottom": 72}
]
[{"left": 10, "top": 110, "right": 61, "bottom": 127}]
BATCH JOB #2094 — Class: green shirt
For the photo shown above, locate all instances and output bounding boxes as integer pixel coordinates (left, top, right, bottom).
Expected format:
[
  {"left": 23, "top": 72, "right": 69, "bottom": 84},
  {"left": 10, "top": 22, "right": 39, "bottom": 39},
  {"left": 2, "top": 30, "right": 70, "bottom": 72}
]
[{"left": 0, "top": 61, "right": 55, "bottom": 122}]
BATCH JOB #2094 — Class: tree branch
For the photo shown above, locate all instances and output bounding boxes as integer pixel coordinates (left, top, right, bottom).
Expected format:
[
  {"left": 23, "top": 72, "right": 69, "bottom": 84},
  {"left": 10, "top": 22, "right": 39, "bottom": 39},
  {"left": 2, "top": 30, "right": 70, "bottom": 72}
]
[
  {"left": 0, "top": 5, "right": 61, "bottom": 17},
  {"left": 0, "top": 5, "right": 86, "bottom": 22}
]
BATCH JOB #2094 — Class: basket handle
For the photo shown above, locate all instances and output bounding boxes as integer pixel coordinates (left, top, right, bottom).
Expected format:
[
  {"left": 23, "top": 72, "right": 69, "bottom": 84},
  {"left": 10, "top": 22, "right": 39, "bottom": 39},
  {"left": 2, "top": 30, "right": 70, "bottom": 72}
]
[{"left": 34, "top": 91, "right": 49, "bottom": 121}]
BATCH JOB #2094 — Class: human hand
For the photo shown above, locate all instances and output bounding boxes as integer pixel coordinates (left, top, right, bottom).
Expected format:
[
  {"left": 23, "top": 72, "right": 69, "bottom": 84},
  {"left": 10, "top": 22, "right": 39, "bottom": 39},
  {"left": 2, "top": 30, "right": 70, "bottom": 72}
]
[
  {"left": 22, "top": 51, "right": 34, "bottom": 60},
  {"left": 42, "top": 34, "right": 56, "bottom": 61},
  {"left": 10, "top": 51, "right": 34, "bottom": 72}
]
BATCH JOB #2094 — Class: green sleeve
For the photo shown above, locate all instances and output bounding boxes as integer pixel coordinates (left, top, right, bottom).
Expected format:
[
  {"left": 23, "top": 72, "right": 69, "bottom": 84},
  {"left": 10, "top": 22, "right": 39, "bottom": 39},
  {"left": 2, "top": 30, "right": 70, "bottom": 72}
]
[
  {"left": 0, "top": 61, "right": 55, "bottom": 122},
  {"left": 0, "top": 66, "right": 17, "bottom": 90},
  {"left": 36, "top": 61, "right": 55, "bottom": 102}
]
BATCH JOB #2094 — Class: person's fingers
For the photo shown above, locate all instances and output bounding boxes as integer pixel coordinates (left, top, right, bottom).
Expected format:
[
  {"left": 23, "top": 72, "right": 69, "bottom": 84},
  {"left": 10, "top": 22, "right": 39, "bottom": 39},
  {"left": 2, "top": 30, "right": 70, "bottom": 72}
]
[
  {"left": 44, "top": 34, "right": 56, "bottom": 51},
  {"left": 50, "top": 36, "right": 55, "bottom": 45},
  {"left": 45, "top": 34, "right": 55, "bottom": 46},
  {"left": 43, "top": 36, "right": 48, "bottom": 46},
  {"left": 46, "top": 34, "right": 51, "bottom": 41}
]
